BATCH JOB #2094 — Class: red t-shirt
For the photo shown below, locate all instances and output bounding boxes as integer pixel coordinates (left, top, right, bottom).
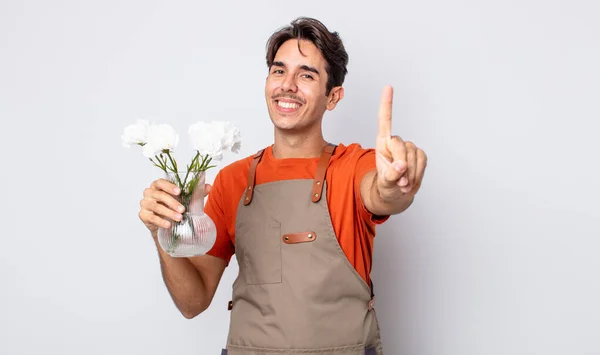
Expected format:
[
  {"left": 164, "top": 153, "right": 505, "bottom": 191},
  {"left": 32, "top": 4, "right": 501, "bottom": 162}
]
[{"left": 204, "top": 143, "right": 388, "bottom": 285}]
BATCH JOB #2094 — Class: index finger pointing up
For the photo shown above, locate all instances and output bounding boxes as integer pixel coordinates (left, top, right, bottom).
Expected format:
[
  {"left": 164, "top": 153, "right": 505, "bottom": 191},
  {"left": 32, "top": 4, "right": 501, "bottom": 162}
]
[{"left": 378, "top": 85, "right": 393, "bottom": 138}]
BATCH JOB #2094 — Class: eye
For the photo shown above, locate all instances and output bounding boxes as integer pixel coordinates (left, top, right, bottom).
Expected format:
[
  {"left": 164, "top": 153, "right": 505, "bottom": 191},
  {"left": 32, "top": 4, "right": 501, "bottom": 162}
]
[
  {"left": 272, "top": 69, "right": 284, "bottom": 75},
  {"left": 301, "top": 74, "right": 314, "bottom": 80}
]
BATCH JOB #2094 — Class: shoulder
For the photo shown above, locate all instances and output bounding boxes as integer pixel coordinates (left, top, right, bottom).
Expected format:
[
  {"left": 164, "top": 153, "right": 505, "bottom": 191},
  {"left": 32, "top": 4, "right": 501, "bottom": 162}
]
[
  {"left": 328, "top": 142, "right": 377, "bottom": 187},
  {"left": 219, "top": 155, "right": 252, "bottom": 175},
  {"left": 211, "top": 146, "right": 274, "bottom": 191},
  {"left": 208, "top": 153, "right": 252, "bottom": 200},
  {"left": 330, "top": 142, "right": 376, "bottom": 166},
  {"left": 206, "top": 150, "right": 258, "bottom": 215},
  {"left": 215, "top": 148, "right": 262, "bottom": 181}
]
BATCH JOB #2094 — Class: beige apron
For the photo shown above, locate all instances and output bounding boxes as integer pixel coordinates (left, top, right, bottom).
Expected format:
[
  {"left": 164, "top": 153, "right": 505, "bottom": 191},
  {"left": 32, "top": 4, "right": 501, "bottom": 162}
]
[{"left": 222, "top": 144, "right": 383, "bottom": 355}]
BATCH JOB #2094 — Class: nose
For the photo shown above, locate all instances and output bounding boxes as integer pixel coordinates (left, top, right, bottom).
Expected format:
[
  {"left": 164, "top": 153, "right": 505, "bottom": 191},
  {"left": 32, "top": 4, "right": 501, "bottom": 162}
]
[{"left": 280, "top": 73, "right": 298, "bottom": 93}]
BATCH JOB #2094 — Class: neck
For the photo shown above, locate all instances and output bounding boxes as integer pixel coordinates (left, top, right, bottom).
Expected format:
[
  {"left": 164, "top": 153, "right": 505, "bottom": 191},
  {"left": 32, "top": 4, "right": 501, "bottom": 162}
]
[{"left": 272, "top": 127, "right": 327, "bottom": 159}]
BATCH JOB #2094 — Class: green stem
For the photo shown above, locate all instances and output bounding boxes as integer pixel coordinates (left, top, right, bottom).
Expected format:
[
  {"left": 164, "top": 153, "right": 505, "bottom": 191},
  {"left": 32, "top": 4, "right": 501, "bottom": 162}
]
[
  {"left": 166, "top": 150, "right": 178, "bottom": 171},
  {"left": 199, "top": 155, "right": 212, "bottom": 171},
  {"left": 157, "top": 154, "right": 168, "bottom": 170},
  {"left": 152, "top": 155, "right": 168, "bottom": 173},
  {"left": 149, "top": 159, "right": 165, "bottom": 171},
  {"left": 182, "top": 151, "right": 200, "bottom": 188},
  {"left": 165, "top": 151, "right": 183, "bottom": 189}
]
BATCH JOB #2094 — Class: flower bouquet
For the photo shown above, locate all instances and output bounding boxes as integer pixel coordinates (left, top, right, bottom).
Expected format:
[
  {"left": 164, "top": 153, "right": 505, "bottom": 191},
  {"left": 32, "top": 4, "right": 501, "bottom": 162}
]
[{"left": 122, "top": 119, "right": 241, "bottom": 257}]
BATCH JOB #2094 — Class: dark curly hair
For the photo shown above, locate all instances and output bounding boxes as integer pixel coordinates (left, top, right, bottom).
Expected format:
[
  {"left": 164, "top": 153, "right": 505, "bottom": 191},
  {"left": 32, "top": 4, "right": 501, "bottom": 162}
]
[{"left": 265, "top": 17, "right": 349, "bottom": 95}]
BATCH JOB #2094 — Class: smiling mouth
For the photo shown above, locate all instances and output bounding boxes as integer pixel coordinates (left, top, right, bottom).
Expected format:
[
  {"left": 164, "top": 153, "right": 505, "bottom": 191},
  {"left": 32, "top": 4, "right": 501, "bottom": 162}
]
[{"left": 276, "top": 100, "right": 302, "bottom": 109}]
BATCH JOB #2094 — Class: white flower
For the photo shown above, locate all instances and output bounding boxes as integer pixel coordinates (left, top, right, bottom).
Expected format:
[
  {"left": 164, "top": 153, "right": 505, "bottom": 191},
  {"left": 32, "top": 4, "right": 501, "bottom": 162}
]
[
  {"left": 142, "top": 123, "right": 179, "bottom": 158},
  {"left": 188, "top": 122, "right": 223, "bottom": 160},
  {"left": 121, "top": 119, "right": 149, "bottom": 147},
  {"left": 188, "top": 121, "right": 241, "bottom": 161},
  {"left": 216, "top": 121, "right": 242, "bottom": 154}
]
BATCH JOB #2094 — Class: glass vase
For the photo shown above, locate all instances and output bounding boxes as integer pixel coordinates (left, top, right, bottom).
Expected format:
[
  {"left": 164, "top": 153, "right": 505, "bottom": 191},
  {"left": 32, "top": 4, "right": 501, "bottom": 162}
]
[{"left": 157, "top": 170, "right": 217, "bottom": 257}]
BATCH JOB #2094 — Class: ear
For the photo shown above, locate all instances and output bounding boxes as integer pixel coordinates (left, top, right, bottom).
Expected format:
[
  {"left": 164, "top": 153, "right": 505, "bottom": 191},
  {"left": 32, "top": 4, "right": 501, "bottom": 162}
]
[{"left": 326, "top": 86, "right": 344, "bottom": 111}]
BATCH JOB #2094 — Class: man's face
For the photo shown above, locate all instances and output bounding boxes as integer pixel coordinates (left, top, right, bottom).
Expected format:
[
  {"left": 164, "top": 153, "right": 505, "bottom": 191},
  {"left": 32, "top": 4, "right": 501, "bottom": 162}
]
[{"left": 265, "top": 39, "right": 342, "bottom": 132}]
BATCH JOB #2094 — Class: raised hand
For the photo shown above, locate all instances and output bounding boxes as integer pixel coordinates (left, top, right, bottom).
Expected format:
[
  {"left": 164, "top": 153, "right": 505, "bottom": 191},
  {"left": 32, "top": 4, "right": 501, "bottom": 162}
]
[{"left": 375, "top": 85, "right": 427, "bottom": 201}]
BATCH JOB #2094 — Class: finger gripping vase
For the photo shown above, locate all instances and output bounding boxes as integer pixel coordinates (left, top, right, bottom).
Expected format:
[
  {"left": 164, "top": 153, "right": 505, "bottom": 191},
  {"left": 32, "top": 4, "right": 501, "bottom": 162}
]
[{"left": 157, "top": 170, "right": 217, "bottom": 257}]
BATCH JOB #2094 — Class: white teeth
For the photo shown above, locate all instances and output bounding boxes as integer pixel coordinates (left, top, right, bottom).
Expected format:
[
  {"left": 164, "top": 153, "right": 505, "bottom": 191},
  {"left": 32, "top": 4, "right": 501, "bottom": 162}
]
[{"left": 277, "top": 101, "right": 300, "bottom": 109}]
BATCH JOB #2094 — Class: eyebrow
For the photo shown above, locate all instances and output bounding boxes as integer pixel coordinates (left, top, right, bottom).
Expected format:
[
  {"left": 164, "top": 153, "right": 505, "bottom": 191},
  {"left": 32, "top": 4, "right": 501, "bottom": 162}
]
[
  {"left": 271, "top": 61, "right": 320, "bottom": 75},
  {"left": 300, "top": 65, "right": 320, "bottom": 75}
]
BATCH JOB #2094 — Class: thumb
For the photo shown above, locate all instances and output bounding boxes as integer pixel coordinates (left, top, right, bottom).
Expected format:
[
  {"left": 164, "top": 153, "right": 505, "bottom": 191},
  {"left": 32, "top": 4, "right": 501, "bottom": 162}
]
[{"left": 377, "top": 153, "right": 407, "bottom": 185}]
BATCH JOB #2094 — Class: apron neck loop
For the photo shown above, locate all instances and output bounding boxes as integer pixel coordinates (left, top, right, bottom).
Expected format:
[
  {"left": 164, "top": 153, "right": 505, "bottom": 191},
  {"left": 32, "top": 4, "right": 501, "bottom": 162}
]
[{"left": 244, "top": 143, "right": 337, "bottom": 206}]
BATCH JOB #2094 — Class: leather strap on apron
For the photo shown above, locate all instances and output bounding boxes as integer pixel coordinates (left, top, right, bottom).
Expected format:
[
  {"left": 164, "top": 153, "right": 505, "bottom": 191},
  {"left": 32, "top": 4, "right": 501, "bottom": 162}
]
[{"left": 243, "top": 149, "right": 265, "bottom": 206}]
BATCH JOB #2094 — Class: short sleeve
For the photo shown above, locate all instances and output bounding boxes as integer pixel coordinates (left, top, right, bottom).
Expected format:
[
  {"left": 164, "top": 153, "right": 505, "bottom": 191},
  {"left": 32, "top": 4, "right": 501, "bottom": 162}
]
[
  {"left": 204, "top": 171, "right": 235, "bottom": 265},
  {"left": 353, "top": 148, "right": 390, "bottom": 225}
]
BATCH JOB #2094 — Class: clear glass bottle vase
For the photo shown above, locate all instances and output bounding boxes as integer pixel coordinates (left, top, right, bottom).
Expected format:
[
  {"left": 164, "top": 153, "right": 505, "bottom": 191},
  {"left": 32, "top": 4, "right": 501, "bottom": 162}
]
[{"left": 157, "top": 170, "right": 217, "bottom": 257}]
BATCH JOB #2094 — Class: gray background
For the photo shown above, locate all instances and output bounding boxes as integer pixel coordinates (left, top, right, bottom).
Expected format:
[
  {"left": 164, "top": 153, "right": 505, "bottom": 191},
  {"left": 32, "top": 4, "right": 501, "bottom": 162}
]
[{"left": 1, "top": 0, "right": 599, "bottom": 354}]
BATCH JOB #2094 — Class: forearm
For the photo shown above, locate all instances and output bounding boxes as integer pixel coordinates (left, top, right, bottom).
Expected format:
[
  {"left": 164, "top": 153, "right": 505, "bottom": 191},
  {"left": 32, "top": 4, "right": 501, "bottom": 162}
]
[{"left": 153, "top": 234, "right": 210, "bottom": 318}]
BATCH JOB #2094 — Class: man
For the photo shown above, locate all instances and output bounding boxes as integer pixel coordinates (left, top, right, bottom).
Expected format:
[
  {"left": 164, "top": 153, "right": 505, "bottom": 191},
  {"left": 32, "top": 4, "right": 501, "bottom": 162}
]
[{"left": 138, "top": 17, "right": 427, "bottom": 355}]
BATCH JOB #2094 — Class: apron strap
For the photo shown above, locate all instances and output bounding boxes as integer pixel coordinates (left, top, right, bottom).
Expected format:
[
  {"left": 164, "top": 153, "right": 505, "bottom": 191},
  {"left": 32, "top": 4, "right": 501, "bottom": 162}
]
[
  {"left": 370, "top": 280, "right": 375, "bottom": 298},
  {"left": 243, "top": 148, "right": 265, "bottom": 206},
  {"left": 311, "top": 143, "right": 336, "bottom": 203}
]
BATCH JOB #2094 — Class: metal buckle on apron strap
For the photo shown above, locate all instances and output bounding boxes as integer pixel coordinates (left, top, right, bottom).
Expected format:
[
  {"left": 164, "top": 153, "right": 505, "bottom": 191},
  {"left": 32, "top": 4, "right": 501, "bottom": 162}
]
[
  {"left": 368, "top": 280, "right": 375, "bottom": 310},
  {"left": 368, "top": 297, "right": 375, "bottom": 310}
]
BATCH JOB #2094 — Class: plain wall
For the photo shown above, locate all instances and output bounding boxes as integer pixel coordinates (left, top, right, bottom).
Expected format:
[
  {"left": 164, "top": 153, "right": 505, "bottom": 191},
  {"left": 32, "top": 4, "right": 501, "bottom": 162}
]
[{"left": 1, "top": 0, "right": 599, "bottom": 354}]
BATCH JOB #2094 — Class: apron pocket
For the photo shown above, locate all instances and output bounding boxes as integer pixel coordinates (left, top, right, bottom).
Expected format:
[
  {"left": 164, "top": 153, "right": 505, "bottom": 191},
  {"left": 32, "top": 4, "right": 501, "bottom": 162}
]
[{"left": 243, "top": 220, "right": 282, "bottom": 285}]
